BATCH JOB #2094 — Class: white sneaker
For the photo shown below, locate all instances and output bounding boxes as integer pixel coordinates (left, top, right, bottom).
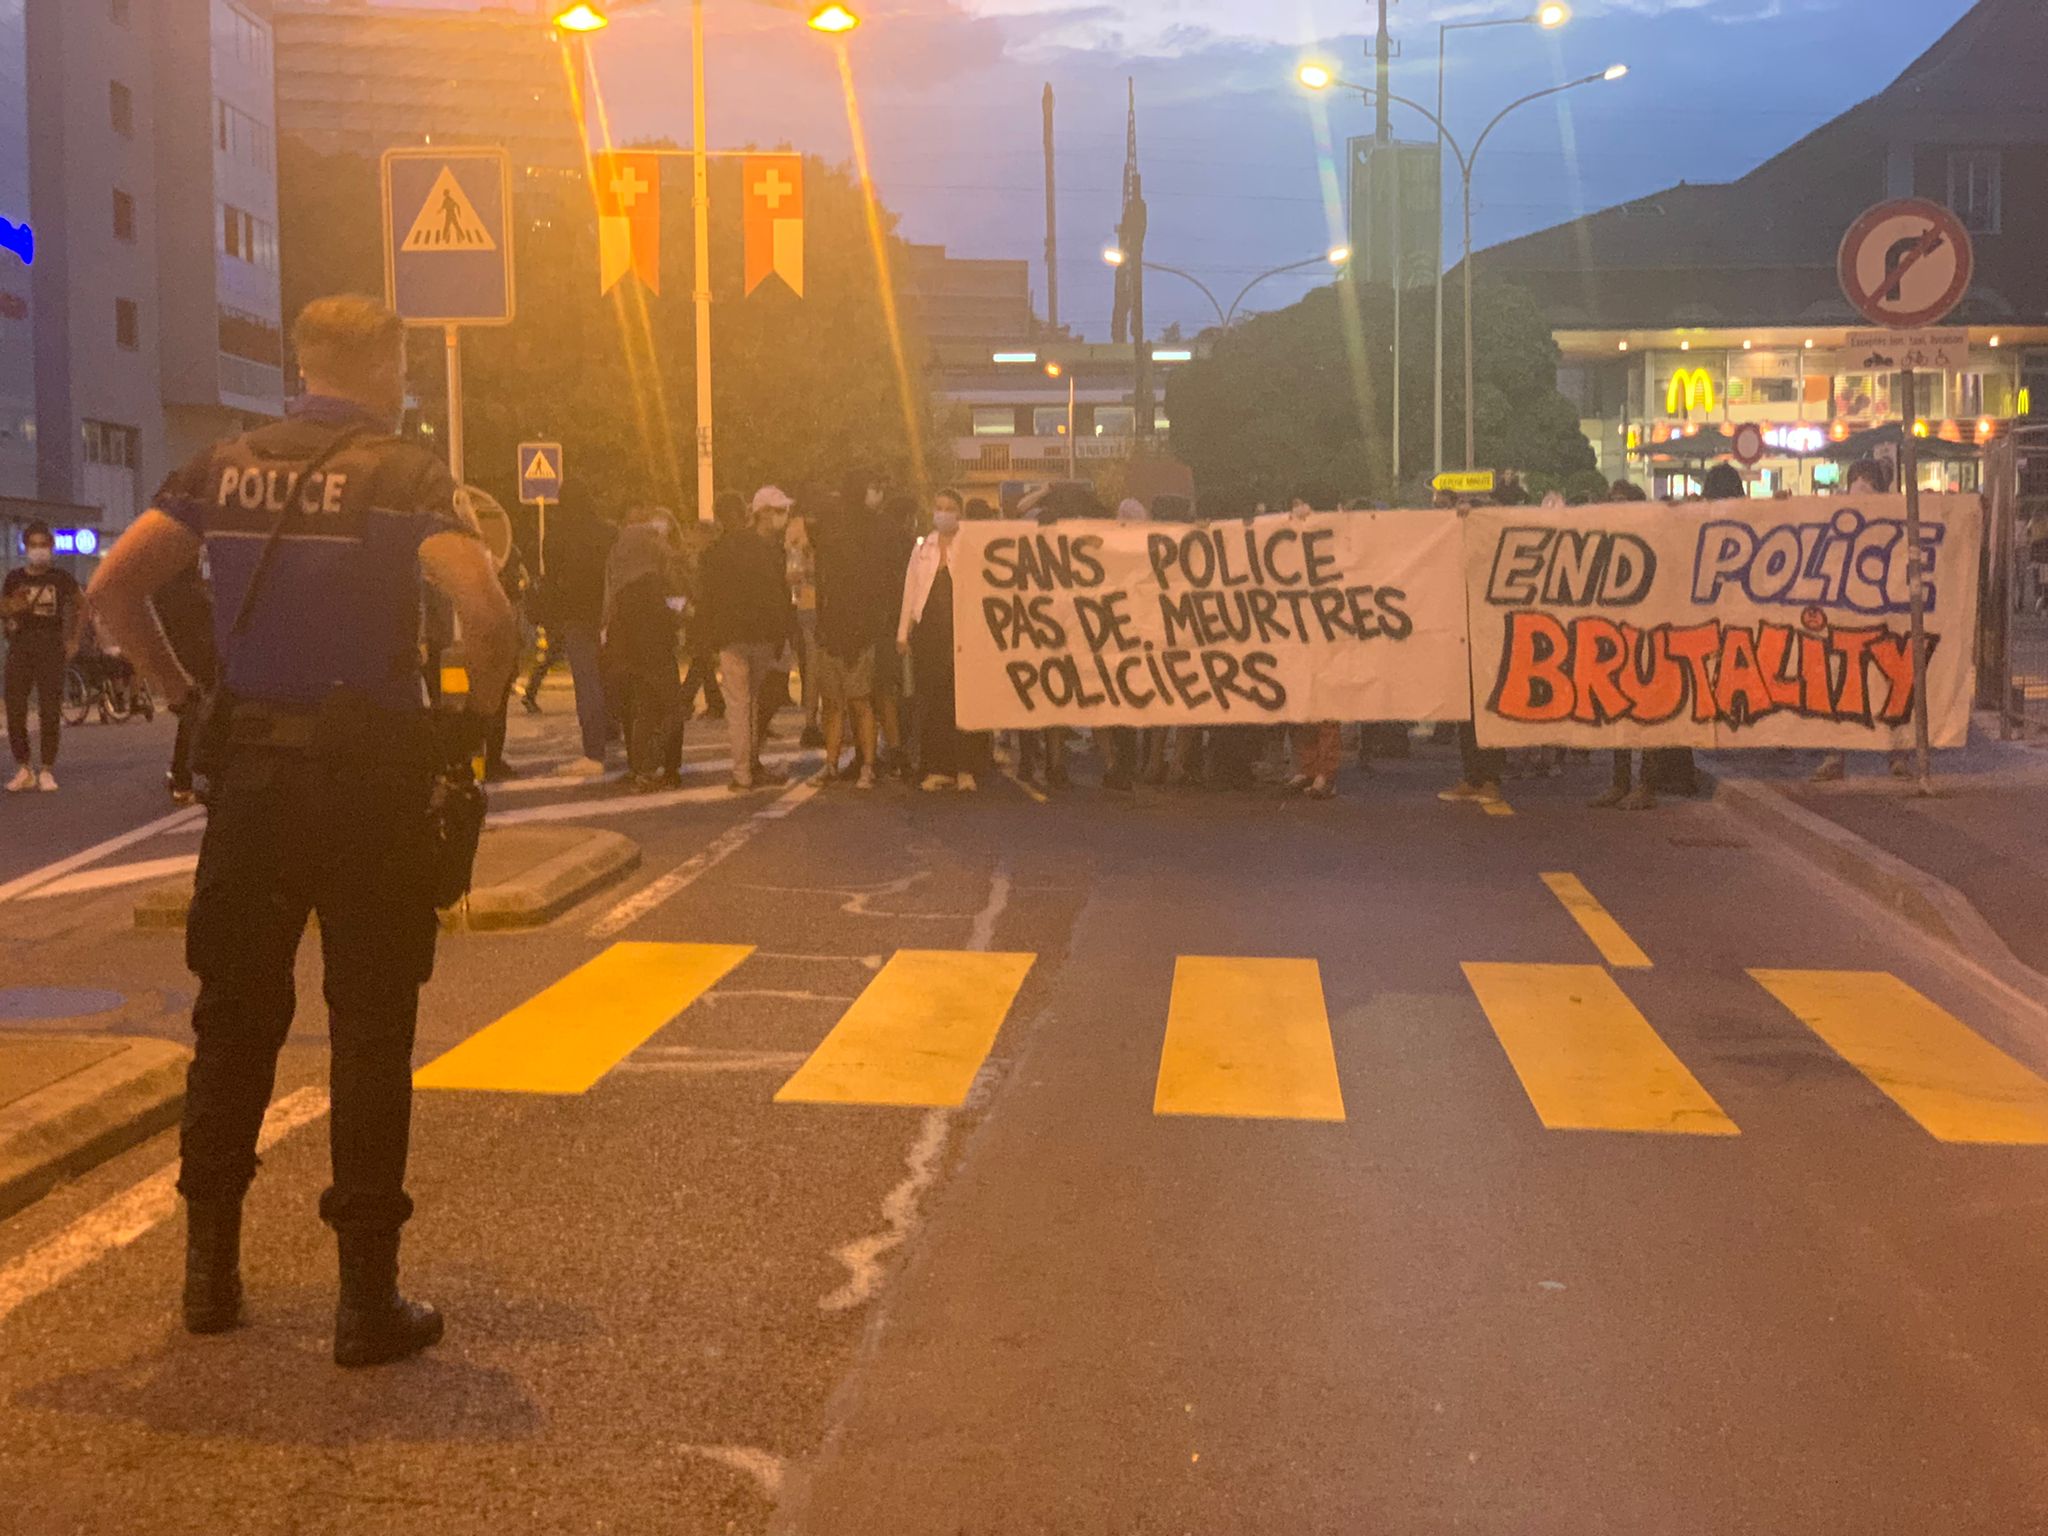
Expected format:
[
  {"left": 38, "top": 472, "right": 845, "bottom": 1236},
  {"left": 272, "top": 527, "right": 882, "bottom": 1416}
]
[
  {"left": 35, "top": 768, "right": 58, "bottom": 792},
  {"left": 955, "top": 773, "right": 978, "bottom": 793},
  {"left": 920, "top": 773, "right": 954, "bottom": 792},
  {"left": 5, "top": 765, "right": 33, "bottom": 793},
  {"left": 561, "top": 757, "right": 608, "bottom": 778},
  {"left": 855, "top": 766, "right": 875, "bottom": 790}
]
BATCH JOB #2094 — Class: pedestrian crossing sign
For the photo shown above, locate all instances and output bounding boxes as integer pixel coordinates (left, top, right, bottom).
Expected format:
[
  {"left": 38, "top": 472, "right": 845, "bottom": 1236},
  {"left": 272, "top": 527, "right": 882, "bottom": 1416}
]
[
  {"left": 400, "top": 167, "right": 499, "bottom": 253},
  {"left": 381, "top": 147, "right": 514, "bottom": 326},
  {"left": 518, "top": 441, "right": 564, "bottom": 504}
]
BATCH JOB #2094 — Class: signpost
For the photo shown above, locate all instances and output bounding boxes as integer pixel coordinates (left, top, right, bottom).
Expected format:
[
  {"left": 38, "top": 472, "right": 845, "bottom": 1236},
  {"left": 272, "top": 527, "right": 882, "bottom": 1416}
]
[
  {"left": 381, "top": 148, "right": 515, "bottom": 487},
  {"left": 517, "top": 441, "right": 564, "bottom": 575},
  {"left": 1838, "top": 197, "right": 1975, "bottom": 793},
  {"left": 1432, "top": 469, "right": 1495, "bottom": 496},
  {"left": 1731, "top": 422, "right": 1766, "bottom": 468}
]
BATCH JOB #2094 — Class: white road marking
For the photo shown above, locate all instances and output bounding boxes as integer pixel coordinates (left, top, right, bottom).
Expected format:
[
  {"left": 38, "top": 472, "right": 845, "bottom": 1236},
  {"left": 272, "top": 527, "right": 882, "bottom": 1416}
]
[
  {"left": 0, "top": 1087, "right": 329, "bottom": 1328},
  {"left": 487, "top": 754, "right": 822, "bottom": 828},
  {"left": 0, "top": 804, "right": 203, "bottom": 905},
  {"left": 17, "top": 853, "right": 200, "bottom": 901},
  {"left": 816, "top": 861, "right": 1014, "bottom": 1315},
  {"left": 585, "top": 774, "right": 822, "bottom": 941},
  {"left": 677, "top": 1443, "right": 788, "bottom": 1502},
  {"left": 615, "top": 1047, "right": 812, "bottom": 1075},
  {"left": 489, "top": 749, "right": 806, "bottom": 798}
]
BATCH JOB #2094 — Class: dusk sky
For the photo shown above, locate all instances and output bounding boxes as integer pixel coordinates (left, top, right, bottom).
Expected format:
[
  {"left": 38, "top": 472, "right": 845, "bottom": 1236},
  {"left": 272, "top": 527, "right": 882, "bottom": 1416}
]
[{"left": 507, "top": 0, "right": 1975, "bottom": 337}]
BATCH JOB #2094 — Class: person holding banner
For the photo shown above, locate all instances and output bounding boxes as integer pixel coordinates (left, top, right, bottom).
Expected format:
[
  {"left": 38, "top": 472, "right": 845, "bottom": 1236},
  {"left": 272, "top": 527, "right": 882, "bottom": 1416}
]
[
  {"left": 1813, "top": 458, "right": 1910, "bottom": 784},
  {"left": 898, "top": 489, "right": 987, "bottom": 792}
]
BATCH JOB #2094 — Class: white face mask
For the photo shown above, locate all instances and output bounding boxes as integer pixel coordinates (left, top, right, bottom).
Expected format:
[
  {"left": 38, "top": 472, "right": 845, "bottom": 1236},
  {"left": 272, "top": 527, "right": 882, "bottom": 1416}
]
[
  {"left": 24, "top": 545, "right": 52, "bottom": 569},
  {"left": 931, "top": 509, "right": 961, "bottom": 537}
]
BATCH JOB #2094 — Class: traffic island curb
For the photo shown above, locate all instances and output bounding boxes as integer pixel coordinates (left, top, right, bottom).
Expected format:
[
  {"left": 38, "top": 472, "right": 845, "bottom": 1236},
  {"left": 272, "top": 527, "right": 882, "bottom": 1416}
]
[
  {"left": 1712, "top": 772, "right": 2048, "bottom": 1006},
  {"left": 133, "top": 825, "right": 642, "bottom": 934},
  {"left": 444, "top": 826, "right": 641, "bottom": 931},
  {"left": 0, "top": 1035, "right": 190, "bottom": 1220}
]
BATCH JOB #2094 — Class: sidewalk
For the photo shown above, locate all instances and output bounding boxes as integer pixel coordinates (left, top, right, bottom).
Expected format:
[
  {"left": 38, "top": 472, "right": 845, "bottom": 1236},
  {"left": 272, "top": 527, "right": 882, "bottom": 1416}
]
[{"left": 1708, "top": 722, "right": 2048, "bottom": 983}]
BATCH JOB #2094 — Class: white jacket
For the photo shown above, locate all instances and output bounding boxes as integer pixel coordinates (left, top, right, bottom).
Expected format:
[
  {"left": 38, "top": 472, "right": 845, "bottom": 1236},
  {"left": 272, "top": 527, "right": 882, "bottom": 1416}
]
[{"left": 897, "top": 533, "right": 959, "bottom": 646}]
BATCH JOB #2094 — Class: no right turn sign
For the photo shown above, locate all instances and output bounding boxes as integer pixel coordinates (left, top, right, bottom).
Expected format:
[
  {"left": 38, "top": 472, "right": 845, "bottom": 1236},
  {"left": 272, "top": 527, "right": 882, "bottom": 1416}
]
[{"left": 1837, "top": 198, "right": 1974, "bottom": 330}]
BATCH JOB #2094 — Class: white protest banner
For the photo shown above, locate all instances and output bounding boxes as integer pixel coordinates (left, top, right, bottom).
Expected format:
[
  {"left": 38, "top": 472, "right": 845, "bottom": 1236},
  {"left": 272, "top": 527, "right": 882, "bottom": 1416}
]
[
  {"left": 1464, "top": 494, "right": 1984, "bottom": 750},
  {"left": 952, "top": 513, "right": 1471, "bottom": 730}
]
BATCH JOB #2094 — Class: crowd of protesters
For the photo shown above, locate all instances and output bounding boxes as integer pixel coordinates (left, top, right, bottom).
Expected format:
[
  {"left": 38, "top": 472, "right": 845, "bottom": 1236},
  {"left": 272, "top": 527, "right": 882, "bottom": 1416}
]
[{"left": 1, "top": 454, "right": 1905, "bottom": 809}]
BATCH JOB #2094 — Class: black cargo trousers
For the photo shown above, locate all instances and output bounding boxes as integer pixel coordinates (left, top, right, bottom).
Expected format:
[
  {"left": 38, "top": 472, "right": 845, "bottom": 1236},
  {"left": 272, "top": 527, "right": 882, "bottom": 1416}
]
[{"left": 177, "top": 729, "right": 441, "bottom": 1235}]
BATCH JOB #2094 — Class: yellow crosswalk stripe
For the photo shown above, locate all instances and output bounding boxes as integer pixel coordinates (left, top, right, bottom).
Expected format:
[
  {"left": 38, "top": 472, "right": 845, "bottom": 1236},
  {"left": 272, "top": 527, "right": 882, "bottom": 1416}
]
[
  {"left": 1462, "top": 963, "right": 1737, "bottom": 1135},
  {"left": 1750, "top": 969, "right": 2048, "bottom": 1144},
  {"left": 774, "top": 949, "right": 1036, "bottom": 1107},
  {"left": 1540, "top": 872, "right": 1651, "bottom": 968},
  {"left": 1154, "top": 957, "right": 1345, "bottom": 1121},
  {"left": 415, "top": 942, "right": 753, "bottom": 1094}
]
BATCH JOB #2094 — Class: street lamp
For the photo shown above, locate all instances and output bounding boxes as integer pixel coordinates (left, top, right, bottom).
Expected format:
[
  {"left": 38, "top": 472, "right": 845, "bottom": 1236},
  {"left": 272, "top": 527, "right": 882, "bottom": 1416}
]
[
  {"left": 1301, "top": 62, "right": 1626, "bottom": 471},
  {"left": 1103, "top": 244, "right": 1348, "bottom": 329},
  {"left": 551, "top": 0, "right": 860, "bottom": 519},
  {"left": 1046, "top": 361, "right": 1076, "bottom": 479}
]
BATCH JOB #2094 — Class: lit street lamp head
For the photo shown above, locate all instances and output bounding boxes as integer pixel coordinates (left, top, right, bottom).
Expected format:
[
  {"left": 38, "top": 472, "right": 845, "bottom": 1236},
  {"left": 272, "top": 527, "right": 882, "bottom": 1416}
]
[
  {"left": 807, "top": 3, "right": 861, "bottom": 34},
  {"left": 551, "top": 2, "right": 609, "bottom": 31},
  {"left": 1044, "top": 361, "right": 1064, "bottom": 379},
  {"left": 1297, "top": 62, "right": 1334, "bottom": 91},
  {"left": 1327, "top": 245, "right": 1352, "bottom": 266},
  {"left": 1101, "top": 248, "right": 1127, "bottom": 267},
  {"left": 1535, "top": 3, "right": 1570, "bottom": 27},
  {"left": 1604, "top": 63, "right": 1629, "bottom": 80}
]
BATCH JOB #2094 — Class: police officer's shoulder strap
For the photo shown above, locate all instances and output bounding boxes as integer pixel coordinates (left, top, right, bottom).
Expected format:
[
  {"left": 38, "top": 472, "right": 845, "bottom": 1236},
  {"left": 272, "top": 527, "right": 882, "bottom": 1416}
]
[{"left": 225, "top": 423, "right": 375, "bottom": 644}]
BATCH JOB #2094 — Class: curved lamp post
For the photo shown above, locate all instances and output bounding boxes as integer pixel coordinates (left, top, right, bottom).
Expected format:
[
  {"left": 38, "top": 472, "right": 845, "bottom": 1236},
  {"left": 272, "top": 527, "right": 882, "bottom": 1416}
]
[
  {"left": 1102, "top": 245, "right": 1351, "bottom": 330},
  {"left": 1299, "top": 59, "right": 1625, "bottom": 471}
]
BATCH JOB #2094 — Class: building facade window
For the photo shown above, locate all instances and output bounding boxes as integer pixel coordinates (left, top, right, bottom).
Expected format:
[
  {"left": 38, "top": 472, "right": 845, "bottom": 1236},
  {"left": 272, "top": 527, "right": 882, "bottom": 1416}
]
[
  {"left": 82, "top": 419, "right": 138, "bottom": 469},
  {"left": 1033, "top": 405, "right": 1071, "bottom": 437},
  {"left": 112, "top": 188, "right": 135, "bottom": 242},
  {"left": 109, "top": 81, "right": 133, "bottom": 137},
  {"left": 971, "top": 406, "right": 1017, "bottom": 437},
  {"left": 114, "top": 298, "right": 138, "bottom": 350},
  {"left": 1091, "top": 406, "right": 1137, "bottom": 437},
  {"left": 220, "top": 203, "right": 277, "bottom": 270},
  {"left": 218, "top": 308, "right": 283, "bottom": 367},
  {"left": 214, "top": 99, "right": 273, "bottom": 171},
  {"left": 1947, "top": 150, "right": 2002, "bottom": 236},
  {"left": 215, "top": 3, "right": 271, "bottom": 76}
]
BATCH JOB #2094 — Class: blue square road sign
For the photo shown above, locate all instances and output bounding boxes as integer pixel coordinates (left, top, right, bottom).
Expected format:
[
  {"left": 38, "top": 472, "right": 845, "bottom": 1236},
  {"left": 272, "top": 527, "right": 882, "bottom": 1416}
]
[
  {"left": 382, "top": 148, "right": 514, "bottom": 326},
  {"left": 518, "top": 442, "right": 564, "bottom": 505}
]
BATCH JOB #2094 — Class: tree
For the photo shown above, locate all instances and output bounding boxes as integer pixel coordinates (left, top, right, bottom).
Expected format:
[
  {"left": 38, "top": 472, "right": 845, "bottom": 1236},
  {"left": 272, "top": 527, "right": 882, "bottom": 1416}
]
[
  {"left": 1164, "top": 278, "right": 1594, "bottom": 511},
  {"left": 276, "top": 139, "right": 944, "bottom": 529}
]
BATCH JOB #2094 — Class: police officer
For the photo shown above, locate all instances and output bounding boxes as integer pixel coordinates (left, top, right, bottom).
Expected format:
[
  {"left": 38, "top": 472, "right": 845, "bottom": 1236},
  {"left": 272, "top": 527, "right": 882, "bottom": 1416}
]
[{"left": 89, "top": 295, "right": 517, "bottom": 1368}]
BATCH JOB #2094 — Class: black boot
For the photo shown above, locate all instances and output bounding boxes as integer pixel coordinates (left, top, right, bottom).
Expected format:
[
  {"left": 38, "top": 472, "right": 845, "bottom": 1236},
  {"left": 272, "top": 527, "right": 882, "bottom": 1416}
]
[
  {"left": 181, "top": 1197, "right": 245, "bottom": 1335},
  {"left": 333, "top": 1228, "right": 444, "bottom": 1369}
]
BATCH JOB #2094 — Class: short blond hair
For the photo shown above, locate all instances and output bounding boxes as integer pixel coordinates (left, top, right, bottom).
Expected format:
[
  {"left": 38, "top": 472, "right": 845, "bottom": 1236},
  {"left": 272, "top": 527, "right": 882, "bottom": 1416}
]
[{"left": 292, "top": 294, "right": 404, "bottom": 392}]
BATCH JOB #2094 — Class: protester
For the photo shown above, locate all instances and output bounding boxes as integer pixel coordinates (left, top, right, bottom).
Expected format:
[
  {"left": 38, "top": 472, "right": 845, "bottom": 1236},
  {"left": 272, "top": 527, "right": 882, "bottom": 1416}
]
[
  {"left": 536, "top": 493, "right": 615, "bottom": 776},
  {"left": 898, "top": 487, "right": 986, "bottom": 791},
  {"left": 784, "top": 495, "right": 824, "bottom": 749},
  {"left": 3, "top": 521, "right": 83, "bottom": 793},
  {"left": 812, "top": 486, "right": 895, "bottom": 789},
  {"left": 1814, "top": 457, "right": 1908, "bottom": 783},
  {"left": 1590, "top": 478, "right": 1655, "bottom": 809},
  {"left": 481, "top": 535, "right": 530, "bottom": 782},
  {"left": 604, "top": 506, "right": 687, "bottom": 792},
  {"left": 698, "top": 489, "right": 796, "bottom": 792},
  {"left": 875, "top": 488, "right": 919, "bottom": 780},
  {"left": 675, "top": 519, "right": 725, "bottom": 722}
]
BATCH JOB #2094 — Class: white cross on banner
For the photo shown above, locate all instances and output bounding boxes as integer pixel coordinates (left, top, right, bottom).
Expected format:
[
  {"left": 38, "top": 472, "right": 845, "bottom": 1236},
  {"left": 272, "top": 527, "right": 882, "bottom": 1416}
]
[{"left": 743, "top": 153, "right": 804, "bottom": 297}]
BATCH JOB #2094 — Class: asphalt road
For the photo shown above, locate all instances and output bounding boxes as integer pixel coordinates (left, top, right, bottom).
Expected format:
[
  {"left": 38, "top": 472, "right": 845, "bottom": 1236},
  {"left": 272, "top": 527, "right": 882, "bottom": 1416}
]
[{"left": 5, "top": 710, "right": 2048, "bottom": 1534}]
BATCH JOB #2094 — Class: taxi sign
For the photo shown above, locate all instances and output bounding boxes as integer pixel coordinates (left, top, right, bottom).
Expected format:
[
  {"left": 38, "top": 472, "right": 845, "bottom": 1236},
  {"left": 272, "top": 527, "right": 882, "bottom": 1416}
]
[
  {"left": 1432, "top": 470, "right": 1496, "bottom": 495},
  {"left": 1837, "top": 199, "right": 1973, "bottom": 331},
  {"left": 382, "top": 148, "right": 514, "bottom": 326},
  {"left": 518, "top": 441, "right": 564, "bottom": 504}
]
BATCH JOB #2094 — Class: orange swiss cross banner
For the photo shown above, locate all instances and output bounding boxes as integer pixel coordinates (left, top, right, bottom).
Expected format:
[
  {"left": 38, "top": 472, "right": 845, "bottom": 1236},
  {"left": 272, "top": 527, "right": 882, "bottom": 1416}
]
[
  {"left": 594, "top": 151, "right": 661, "bottom": 295},
  {"left": 743, "top": 154, "right": 804, "bottom": 297}
]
